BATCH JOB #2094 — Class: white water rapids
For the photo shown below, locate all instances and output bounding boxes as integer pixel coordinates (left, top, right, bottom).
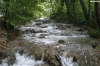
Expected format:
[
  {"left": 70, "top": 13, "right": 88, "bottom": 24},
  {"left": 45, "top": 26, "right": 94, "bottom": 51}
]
[
  {"left": 0, "top": 53, "right": 77, "bottom": 66},
  {"left": 0, "top": 18, "right": 93, "bottom": 66},
  {"left": 0, "top": 53, "right": 44, "bottom": 66}
]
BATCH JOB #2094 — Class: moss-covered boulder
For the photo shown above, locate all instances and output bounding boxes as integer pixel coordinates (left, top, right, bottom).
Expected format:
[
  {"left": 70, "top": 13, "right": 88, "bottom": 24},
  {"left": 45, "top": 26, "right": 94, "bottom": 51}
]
[{"left": 58, "top": 40, "right": 65, "bottom": 43}]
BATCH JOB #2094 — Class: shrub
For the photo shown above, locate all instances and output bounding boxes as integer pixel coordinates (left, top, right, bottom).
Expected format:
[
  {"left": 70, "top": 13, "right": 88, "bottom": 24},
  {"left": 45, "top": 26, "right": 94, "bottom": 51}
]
[{"left": 89, "top": 28, "right": 100, "bottom": 38}]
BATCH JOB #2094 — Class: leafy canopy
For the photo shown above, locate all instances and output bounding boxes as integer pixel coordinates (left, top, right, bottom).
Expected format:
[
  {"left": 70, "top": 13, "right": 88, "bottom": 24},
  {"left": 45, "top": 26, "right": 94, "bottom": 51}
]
[{"left": 0, "top": 0, "right": 39, "bottom": 27}]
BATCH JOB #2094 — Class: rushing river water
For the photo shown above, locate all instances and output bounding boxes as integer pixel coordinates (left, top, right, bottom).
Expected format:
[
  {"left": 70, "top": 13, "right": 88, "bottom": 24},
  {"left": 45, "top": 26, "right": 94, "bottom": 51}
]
[{"left": 0, "top": 18, "right": 97, "bottom": 66}]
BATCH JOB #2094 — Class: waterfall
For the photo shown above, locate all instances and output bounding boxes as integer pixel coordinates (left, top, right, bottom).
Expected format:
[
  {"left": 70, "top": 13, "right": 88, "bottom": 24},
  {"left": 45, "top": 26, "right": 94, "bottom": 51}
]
[{"left": 0, "top": 53, "right": 44, "bottom": 66}]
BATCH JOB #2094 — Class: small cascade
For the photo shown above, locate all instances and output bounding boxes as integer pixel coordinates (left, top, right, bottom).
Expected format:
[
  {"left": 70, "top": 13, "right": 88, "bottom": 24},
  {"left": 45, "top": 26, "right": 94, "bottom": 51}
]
[
  {"left": 13, "top": 53, "right": 44, "bottom": 66},
  {"left": 60, "top": 56, "right": 74, "bottom": 66},
  {"left": 56, "top": 52, "right": 78, "bottom": 66},
  {"left": 0, "top": 53, "right": 44, "bottom": 66}
]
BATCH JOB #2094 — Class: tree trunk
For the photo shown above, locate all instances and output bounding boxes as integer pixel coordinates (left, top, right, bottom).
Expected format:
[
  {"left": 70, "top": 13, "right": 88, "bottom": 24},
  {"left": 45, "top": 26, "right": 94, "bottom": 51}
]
[
  {"left": 79, "top": 0, "right": 88, "bottom": 21},
  {"left": 88, "top": 0, "right": 91, "bottom": 24},
  {"left": 95, "top": 0, "right": 100, "bottom": 29},
  {"left": 72, "top": 1, "right": 77, "bottom": 23},
  {"left": 79, "top": 0, "right": 96, "bottom": 28},
  {"left": 64, "top": 0, "right": 72, "bottom": 18}
]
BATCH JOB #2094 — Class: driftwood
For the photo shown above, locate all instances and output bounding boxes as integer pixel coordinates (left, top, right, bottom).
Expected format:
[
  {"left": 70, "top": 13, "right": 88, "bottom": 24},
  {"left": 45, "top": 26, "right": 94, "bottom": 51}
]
[{"left": 55, "top": 55, "right": 63, "bottom": 66}]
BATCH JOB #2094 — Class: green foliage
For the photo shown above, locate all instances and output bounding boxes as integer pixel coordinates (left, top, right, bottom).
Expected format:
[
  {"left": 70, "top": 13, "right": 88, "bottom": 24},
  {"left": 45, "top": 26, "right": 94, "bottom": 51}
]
[
  {"left": 0, "top": 0, "right": 100, "bottom": 35},
  {"left": 50, "top": 11, "right": 67, "bottom": 22},
  {"left": 0, "top": 0, "right": 53, "bottom": 29},
  {"left": 0, "top": 0, "right": 39, "bottom": 29},
  {"left": 50, "top": 0, "right": 99, "bottom": 30},
  {"left": 76, "top": 12, "right": 87, "bottom": 26},
  {"left": 34, "top": 1, "right": 52, "bottom": 17},
  {"left": 89, "top": 28, "right": 100, "bottom": 38}
]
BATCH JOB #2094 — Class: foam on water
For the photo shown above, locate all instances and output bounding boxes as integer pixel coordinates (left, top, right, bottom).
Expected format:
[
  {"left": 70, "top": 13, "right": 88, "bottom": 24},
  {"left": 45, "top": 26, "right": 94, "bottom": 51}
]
[
  {"left": 59, "top": 52, "right": 78, "bottom": 66},
  {"left": 0, "top": 53, "right": 44, "bottom": 66},
  {"left": 13, "top": 53, "right": 44, "bottom": 66},
  {"left": 60, "top": 56, "right": 74, "bottom": 66},
  {"left": 19, "top": 20, "right": 88, "bottom": 45}
]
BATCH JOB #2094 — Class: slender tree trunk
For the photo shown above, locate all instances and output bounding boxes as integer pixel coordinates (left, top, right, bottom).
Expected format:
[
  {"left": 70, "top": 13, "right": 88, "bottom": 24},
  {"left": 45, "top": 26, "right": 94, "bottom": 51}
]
[
  {"left": 79, "top": 0, "right": 88, "bottom": 21},
  {"left": 87, "top": 0, "right": 95, "bottom": 27},
  {"left": 88, "top": 0, "right": 91, "bottom": 24},
  {"left": 64, "top": 0, "right": 72, "bottom": 19},
  {"left": 95, "top": 0, "right": 100, "bottom": 29},
  {"left": 79, "top": 0, "right": 96, "bottom": 28},
  {"left": 72, "top": 1, "right": 77, "bottom": 23}
]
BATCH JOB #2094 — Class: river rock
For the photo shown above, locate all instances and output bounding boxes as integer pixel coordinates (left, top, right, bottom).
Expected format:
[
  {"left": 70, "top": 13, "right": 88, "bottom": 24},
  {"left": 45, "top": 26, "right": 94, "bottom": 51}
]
[
  {"left": 19, "top": 49, "right": 24, "bottom": 55},
  {"left": 35, "top": 22, "right": 42, "bottom": 25},
  {"left": 58, "top": 40, "right": 65, "bottom": 43},
  {"left": 91, "top": 41, "right": 98, "bottom": 48},
  {"left": 73, "top": 56, "right": 77, "bottom": 62}
]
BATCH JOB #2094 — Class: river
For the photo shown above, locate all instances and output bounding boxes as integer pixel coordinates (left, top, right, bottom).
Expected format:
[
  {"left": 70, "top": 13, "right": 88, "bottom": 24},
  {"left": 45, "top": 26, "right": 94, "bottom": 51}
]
[{"left": 0, "top": 18, "right": 99, "bottom": 66}]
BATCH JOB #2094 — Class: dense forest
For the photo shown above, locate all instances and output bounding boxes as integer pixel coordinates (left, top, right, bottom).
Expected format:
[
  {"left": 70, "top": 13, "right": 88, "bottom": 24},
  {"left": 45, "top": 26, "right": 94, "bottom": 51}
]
[
  {"left": 0, "top": 0, "right": 100, "bottom": 66},
  {"left": 0, "top": 0, "right": 100, "bottom": 38}
]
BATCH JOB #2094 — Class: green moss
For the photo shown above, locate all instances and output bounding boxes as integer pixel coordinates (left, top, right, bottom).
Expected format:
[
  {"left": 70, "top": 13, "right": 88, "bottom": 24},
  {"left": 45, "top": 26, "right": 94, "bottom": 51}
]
[{"left": 58, "top": 40, "right": 65, "bottom": 43}]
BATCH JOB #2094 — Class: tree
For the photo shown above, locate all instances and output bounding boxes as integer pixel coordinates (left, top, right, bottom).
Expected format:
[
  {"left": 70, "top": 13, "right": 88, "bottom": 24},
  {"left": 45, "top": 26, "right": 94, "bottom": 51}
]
[
  {"left": 79, "top": 0, "right": 89, "bottom": 22},
  {"left": 1, "top": 0, "right": 38, "bottom": 29},
  {"left": 79, "top": 0, "right": 98, "bottom": 28},
  {"left": 64, "top": 0, "right": 72, "bottom": 20},
  {"left": 95, "top": 0, "right": 100, "bottom": 29}
]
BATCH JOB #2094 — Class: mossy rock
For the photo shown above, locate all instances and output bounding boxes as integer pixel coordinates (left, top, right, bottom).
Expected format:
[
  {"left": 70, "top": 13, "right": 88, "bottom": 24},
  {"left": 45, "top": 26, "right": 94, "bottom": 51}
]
[
  {"left": 58, "top": 40, "right": 65, "bottom": 43},
  {"left": 19, "top": 49, "right": 24, "bottom": 55},
  {"left": 6, "top": 51, "right": 16, "bottom": 65},
  {"left": 35, "top": 22, "right": 42, "bottom": 25}
]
